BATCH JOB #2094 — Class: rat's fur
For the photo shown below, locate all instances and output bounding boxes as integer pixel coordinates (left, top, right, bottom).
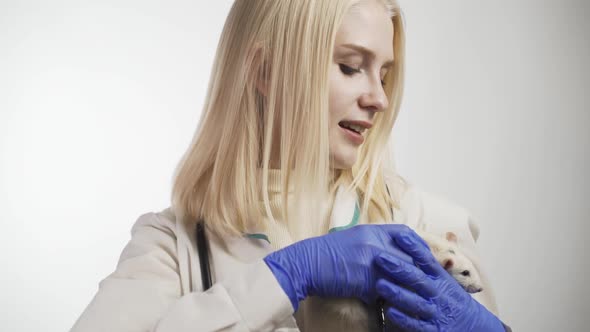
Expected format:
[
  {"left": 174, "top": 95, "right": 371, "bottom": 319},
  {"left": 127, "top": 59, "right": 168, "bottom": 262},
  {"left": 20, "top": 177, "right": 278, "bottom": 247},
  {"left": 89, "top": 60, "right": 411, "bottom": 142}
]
[
  {"left": 303, "top": 230, "right": 483, "bottom": 329},
  {"left": 414, "top": 229, "right": 483, "bottom": 293}
]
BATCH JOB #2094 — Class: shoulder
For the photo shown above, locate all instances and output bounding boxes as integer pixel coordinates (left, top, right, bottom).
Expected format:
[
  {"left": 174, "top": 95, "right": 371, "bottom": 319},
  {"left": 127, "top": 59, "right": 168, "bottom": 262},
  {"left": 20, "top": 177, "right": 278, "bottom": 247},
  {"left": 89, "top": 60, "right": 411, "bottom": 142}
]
[
  {"left": 126, "top": 207, "right": 195, "bottom": 256},
  {"left": 117, "top": 208, "right": 181, "bottom": 259},
  {"left": 132, "top": 207, "right": 176, "bottom": 233},
  {"left": 395, "top": 183, "right": 480, "bottom": 243},
  {"left": 123, "top": 207, "right": 198, "bottom": 292},
  {"left": 98, "top": 207, "right": 189, "bottom": 287},
  {"left": 125, "top": 207, "right": 185, "bottom": 246}
]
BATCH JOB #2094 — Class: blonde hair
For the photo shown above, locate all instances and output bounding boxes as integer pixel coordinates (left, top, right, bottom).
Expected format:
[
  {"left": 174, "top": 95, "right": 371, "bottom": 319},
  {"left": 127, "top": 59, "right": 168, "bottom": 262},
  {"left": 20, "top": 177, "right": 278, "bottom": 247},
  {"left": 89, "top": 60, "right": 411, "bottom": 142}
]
[{"left": 171, "top": 0, "right": 408, "bottom": 240}]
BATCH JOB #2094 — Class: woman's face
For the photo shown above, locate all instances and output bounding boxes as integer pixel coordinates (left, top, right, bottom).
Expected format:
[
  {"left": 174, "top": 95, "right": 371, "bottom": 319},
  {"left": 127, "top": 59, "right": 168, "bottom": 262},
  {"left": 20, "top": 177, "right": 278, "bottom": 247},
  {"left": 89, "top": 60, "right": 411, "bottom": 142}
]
[{"left": 329, "top": 0, "right": 394, "bottom": 169}]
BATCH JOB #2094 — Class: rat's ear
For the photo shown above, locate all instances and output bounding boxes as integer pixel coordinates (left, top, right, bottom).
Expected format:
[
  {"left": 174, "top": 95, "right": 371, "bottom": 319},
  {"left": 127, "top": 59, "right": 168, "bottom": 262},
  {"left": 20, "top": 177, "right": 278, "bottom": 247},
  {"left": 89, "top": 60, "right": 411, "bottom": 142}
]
[
  {"left": 445, "top": 231, "right": 458, "bottom": 243},
  {"left": 442, "top": 257, "right": 454, "bottom": 270}
]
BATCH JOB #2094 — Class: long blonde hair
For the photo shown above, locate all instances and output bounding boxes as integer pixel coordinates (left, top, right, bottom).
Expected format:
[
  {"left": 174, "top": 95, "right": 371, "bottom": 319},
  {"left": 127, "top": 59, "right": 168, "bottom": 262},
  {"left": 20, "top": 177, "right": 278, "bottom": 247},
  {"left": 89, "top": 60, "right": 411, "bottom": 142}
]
[{"left": 171, "top": 0, "right": 408, "bottom": 240}]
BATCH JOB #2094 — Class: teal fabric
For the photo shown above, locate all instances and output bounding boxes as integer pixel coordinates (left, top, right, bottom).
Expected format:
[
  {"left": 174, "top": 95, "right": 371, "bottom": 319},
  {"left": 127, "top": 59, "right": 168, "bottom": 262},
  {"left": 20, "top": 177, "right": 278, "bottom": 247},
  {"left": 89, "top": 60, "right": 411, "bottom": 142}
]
[
  {"left": 244, "top": 201, "right": 360, "bottom": 243},
  {"left": 328, "top": 201, "right": 360, "bottom": 233},
  {"left": 245, "top": 233, "right": 271, "bottom": 243}
]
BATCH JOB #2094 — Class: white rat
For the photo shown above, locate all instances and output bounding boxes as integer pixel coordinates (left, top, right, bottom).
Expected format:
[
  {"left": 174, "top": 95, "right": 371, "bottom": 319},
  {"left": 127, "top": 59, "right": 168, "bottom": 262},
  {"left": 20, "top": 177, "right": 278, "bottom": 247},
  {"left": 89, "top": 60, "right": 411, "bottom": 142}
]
[
  {"left": 298, "top": 229, "right": 484, "bottom": 331},
  {"left": 414, "top": 229, "right": 483, "bottom": 293}
]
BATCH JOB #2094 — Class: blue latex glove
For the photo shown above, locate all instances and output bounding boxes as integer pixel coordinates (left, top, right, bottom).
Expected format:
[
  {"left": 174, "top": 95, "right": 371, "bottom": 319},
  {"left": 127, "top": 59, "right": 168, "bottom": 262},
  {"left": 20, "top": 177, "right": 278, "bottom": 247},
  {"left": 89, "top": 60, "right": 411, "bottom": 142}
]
[
  {"left": 263, "top": 224, "right": 429, "bottom": 311},
  {"left": 374, "top": 229, "right": 505, "bottom": 331}
]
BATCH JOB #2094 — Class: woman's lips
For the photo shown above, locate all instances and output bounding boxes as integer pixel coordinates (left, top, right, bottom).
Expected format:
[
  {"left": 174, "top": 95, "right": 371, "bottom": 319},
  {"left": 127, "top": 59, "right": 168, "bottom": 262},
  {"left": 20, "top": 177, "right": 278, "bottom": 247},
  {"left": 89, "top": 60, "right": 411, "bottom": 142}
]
[{"left": 340, "top": 125, "right": 364, "bottom": 145}]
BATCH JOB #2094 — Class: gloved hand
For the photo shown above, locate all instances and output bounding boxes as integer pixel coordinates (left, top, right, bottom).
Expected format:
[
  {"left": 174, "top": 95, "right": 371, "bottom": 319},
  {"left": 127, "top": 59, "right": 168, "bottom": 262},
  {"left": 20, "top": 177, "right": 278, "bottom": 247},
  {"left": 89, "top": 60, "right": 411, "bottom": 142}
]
[
  {"left": 263, "top": 224, "right": 428, "bottom": 311},
  {"left": 374, "top": 229, "right": 505, "bottom": 331}
]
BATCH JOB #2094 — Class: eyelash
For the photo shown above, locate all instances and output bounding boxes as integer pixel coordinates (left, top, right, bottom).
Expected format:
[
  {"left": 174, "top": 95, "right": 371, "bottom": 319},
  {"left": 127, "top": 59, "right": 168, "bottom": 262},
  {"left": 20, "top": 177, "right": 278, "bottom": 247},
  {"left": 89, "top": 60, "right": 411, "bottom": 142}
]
[{"left": 339, "top": 64, "right": 386, "bottom": 87}]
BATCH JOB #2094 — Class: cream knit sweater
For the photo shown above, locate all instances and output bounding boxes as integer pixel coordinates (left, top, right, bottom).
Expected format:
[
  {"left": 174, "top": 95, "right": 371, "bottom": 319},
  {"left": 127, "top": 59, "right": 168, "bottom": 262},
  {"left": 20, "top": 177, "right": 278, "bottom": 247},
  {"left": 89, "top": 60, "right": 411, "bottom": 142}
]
[
  {"left": 258, "top": 169, "right": 338, "bottom": 251},
  {"left": 259, "top": 170, "right": 376, "bottom": 331}
]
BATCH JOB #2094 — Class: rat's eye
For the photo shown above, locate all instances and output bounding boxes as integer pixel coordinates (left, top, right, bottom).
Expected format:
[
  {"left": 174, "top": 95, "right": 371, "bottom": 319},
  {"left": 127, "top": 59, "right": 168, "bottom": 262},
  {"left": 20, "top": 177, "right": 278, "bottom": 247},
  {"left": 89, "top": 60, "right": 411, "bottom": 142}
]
[
  {"left": 461, "top": 270, "right": 470, "bottom": 277},
  {"left": 448, "top": 249, "right": 455, "bottom": 254}
]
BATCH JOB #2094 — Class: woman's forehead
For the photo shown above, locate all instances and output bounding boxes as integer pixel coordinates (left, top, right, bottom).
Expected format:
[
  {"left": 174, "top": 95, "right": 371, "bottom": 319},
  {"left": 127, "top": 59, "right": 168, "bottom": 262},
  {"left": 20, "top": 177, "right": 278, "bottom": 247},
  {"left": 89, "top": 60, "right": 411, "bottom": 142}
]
[{"left": 334, "top": 2, "right": 394, "bottom": 64}]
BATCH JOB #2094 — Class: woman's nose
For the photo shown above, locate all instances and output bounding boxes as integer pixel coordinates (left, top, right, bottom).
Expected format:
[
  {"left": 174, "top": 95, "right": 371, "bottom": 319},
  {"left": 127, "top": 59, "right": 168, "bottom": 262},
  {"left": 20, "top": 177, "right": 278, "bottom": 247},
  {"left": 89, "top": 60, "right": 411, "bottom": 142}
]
[{"left": 358, "top": 78, "right": 388, "bottom": 112}]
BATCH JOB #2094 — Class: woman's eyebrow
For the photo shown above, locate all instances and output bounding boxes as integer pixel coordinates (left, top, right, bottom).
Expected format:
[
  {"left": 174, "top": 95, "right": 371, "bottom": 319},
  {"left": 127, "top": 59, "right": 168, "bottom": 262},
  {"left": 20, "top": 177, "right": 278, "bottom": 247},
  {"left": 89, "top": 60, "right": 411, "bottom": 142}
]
[{"left": 339, "top": 43, "right": 394, "bottom": 68}]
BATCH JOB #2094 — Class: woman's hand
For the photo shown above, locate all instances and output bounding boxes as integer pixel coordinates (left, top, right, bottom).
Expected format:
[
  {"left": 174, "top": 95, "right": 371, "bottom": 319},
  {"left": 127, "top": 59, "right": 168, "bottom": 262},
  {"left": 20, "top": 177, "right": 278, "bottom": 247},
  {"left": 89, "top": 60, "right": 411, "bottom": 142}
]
[
  {"left": 374, "top": 229, "right": 505, "bottom": 332},
  {"left": 263, "top": 224, "right": 427, "bottom": 311}
]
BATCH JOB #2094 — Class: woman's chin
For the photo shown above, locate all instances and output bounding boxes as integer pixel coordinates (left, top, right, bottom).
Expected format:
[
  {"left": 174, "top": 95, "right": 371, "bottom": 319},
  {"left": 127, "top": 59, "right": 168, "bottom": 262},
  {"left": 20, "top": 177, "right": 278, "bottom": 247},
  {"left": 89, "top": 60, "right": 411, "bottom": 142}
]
[{"left": 331, "top": 153, "right": 357, "bottom": 170}]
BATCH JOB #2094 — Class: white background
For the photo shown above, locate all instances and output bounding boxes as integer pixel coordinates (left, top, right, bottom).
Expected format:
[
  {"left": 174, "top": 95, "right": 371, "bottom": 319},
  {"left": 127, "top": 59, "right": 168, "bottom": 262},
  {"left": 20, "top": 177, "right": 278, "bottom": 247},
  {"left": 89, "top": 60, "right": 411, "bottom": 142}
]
[{"left": 1, "top": 0, "right": 588, "bottom": 331}]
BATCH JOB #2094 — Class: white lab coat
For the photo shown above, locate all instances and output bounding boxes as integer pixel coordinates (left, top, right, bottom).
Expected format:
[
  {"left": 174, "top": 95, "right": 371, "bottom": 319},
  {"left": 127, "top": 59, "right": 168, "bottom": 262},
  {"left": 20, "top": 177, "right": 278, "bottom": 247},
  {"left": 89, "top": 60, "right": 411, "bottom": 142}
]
[{"left": 70, "top": 183, "right": 502, "bottom": 331}]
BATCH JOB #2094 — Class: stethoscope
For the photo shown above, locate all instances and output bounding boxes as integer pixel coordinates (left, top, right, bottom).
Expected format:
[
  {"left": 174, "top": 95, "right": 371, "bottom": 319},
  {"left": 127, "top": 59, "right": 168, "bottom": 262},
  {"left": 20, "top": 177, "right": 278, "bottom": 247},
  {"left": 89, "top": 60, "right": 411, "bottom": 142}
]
[{"left": 195, "top": 220, "right": 212, "bottom": 291}]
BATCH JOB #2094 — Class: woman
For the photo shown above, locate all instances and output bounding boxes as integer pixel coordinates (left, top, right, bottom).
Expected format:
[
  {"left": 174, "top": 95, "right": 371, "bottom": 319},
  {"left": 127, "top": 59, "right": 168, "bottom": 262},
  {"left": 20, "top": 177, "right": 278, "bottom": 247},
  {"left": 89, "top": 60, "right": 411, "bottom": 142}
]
[{"left": 71, "top": 0, "right": 512, "bottom": 331}]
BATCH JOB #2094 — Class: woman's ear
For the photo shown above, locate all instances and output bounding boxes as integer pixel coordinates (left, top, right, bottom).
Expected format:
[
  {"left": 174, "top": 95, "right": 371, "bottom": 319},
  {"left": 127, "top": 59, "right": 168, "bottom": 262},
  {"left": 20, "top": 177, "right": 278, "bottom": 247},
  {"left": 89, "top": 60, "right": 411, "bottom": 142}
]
[{"left": 252, "top": 43, "right": 270, "bottom": 97}]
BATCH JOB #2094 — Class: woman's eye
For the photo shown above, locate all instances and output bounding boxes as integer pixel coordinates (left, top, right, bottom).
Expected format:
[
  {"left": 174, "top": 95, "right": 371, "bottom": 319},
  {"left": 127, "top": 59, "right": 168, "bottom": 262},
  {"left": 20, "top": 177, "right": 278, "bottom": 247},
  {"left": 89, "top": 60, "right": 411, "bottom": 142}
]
[
  {"left": 339, "top": 64, "right": 360, "bottom": 76},
  {"left": 339, "top": 64, "right": 386, "bottom": 88}
]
